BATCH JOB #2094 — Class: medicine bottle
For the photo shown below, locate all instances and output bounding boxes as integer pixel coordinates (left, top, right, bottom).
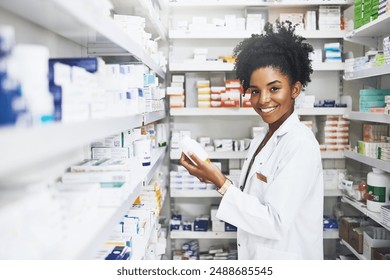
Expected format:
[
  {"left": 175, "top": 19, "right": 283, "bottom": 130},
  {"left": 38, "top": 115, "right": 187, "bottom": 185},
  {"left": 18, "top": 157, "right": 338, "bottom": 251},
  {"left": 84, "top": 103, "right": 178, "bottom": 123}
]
[
  {"left": 366, "top": 168, "right": 390, "bottom": 212},
  {"left": 179, "top": 135, "right": 210, "bottom": 165}
]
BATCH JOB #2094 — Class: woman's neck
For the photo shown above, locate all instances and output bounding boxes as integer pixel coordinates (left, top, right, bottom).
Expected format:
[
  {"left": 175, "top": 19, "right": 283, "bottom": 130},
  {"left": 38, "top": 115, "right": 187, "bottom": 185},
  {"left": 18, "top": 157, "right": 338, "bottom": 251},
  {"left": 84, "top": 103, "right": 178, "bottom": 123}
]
[{"left": 268, "top": 108, "right": 294, "bottom": 135}]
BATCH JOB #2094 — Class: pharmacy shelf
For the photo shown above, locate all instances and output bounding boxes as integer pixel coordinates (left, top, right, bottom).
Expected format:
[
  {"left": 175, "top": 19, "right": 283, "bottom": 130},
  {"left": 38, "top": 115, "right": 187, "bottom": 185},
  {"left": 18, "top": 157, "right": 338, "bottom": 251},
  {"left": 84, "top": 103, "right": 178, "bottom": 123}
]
[
  {"left": 169, "top": 30, "right": 348, "bottom": 39},
  {"left": 324, "top": 189, "right": 343, "bottom": 197},
  {"left": 345, "top": 15, "right": 390, "bottom": 41},
  {"left": 344, "top": 64, "right": 390, "bottom": 80},
  {"left": 320, "top": 152, "right": 345, "bottom": 159},
  {"left": 343, "top": 151, "right": 390, "bottom": 173},
  {"left": 171, "top": 150, "right": 246, "bottom": 160},
  {"left": 340, "top": 239, "right": 366, "bottom": 260},
  {"left": 0, "top": 115, "right": 143, "bottom": 180},
  {"left": 170, "top": 107, "right": 349, "bottom": 116},
  {"left": 169, "top": 62, "right": 344, "bottom": 72},
  {"left": 79, "top": 181, "right": 143, "bottom": 260},
  {"left": 171, "top": 189, "right": 219, "bottom": 198},
  {"left": 172, "top": 188, "right": 343, "bottom": 198},
  {"left": 341, "top": 195, "right": 390, "bottom": 232},
  {"left": 143, "top": 110, "right": 167, "bottom": 125},
  {"left": 170, "top": 230, "right": 237, "bottom": 239},
  {"left": 169, "top": 30, "right": 253, "bottom": 39},
  {"left": 312, "top": 62, "right": 345, "bottom": 71},
  {"left": 169, "top": 0, "right": 353, "bottom": 8},
  {"left": 171, "top": 150, "right": 344, "bottom": 160},
  {"left": 130, "top": 217, "right": 158, "bottom": 260},
  {"left": 112, "top": 0, "right": 167, "bottom": 41},
  {"left": 145, "top": 147, "right": 168, "bottom": 185},
  {"left": 0, "top": 0, "right": 165, "bottom": 78},
  {"left": 80, "top": 147, "right": 167, "bottom": 259},
  {"left": 344, "top": 111, "right": 390, "bottom": 124},
  {"left": 323, "top": 229, "right": 340, "bottom": 239},
  {"left": 169, "top": 62, "right": 235, "bottom": 72}
]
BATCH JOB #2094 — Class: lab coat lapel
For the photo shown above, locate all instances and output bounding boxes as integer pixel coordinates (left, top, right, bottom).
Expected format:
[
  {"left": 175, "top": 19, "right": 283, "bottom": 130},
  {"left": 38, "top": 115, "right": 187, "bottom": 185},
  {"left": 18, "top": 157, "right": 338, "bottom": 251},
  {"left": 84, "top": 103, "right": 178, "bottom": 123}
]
[
  {"left": 238, "top": 132, "right": 266, "bottom": 190},
  {"left": 246, "top": 134, "right": 277, "bottom": 182}
]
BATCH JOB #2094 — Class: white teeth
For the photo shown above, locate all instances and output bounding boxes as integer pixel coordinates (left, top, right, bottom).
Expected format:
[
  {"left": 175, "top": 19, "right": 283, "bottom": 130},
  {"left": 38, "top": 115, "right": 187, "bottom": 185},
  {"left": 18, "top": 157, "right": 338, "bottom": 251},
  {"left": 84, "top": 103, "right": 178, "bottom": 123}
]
[{"left": 260, "top": 107, "right": 276, "bottom": 113}]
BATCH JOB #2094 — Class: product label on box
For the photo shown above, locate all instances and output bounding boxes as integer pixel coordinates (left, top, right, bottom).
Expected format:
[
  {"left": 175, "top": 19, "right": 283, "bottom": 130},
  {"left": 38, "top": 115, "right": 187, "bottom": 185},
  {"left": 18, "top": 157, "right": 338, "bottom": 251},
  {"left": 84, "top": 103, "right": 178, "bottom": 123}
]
[{"left": 367, "top": 184, "right": 387, "bottom": 202}]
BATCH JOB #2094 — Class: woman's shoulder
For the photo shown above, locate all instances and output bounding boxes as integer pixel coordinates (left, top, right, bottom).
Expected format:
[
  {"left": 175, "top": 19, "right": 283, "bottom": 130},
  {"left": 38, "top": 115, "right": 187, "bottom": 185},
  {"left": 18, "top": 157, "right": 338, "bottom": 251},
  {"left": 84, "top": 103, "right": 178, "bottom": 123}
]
[{"left": 285, "top": 122, "right": 319, "bottom": 148}]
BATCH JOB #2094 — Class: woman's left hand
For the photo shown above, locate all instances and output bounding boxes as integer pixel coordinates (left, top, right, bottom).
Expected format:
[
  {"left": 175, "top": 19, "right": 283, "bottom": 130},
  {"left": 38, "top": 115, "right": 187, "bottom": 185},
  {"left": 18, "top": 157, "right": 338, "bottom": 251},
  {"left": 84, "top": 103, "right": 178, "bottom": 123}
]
[{"left": 179, "top": 152, "right": 226, "bottom": 188}]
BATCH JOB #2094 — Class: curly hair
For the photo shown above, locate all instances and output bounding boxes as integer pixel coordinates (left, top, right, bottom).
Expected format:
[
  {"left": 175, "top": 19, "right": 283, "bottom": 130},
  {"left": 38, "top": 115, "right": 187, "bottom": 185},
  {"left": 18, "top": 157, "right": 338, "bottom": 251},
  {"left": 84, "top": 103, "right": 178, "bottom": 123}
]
[{"left": 233, "top": 22, "right": 313, "bottom": 92}]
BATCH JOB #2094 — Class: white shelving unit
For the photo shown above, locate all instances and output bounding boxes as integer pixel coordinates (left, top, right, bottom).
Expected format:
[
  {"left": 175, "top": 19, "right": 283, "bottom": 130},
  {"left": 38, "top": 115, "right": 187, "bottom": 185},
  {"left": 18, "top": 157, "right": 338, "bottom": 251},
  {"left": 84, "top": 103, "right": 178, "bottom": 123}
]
[
  {"left": 169, "top": 0, "right": 353, "bottom": 8},
  {"left": 169, "top": 61, "right": 345, "bottom": 72},
  {"left": 343, "top": 151, "right": 390, "bottom": 173},
  {"left": 170, "top": 230, "right": 237, "bottom": 239},
  {"left": 167, "top": 1, "right": 353, "bottom": 259},
  {"left": 171, "top": 188, "right": 342, "bottom": 198},
  {"left": 341, "top": 196, "right": 390, "bottom": 232},
  {"left": 0, "top": 115, "right": 143, "bottom": 179},
  {"left": 324, "top": 189, "right": 343, "bottom": 197},
  {"left": 0, "top": 0, "right": 165, "bottom": 78},
  {"left": 171, "top": 189, "right": 220, "bottom": 198},
  {"left": 344, "top": 64, "right": 390, "bottom": 80},
  {"left": 170, "top": 107, "right": 349, "bottom": 116},
  {"left": 340, "top": 239, "right": 366, "bottom": 260},
  {"left": 0, "top": 1, "right": 169, "bottom": 260},
  {"left": 344, "top": 112, "right": 390, "bottom": 124},
  {"left": 341, "top": 10, "right": 390, "bottom": 257},
  {"left": 171, "top": 150, "right": 344, "bottom": 160},
  {"left": 112, "top": 0, "right": 167, "bottom": 41},
  {"left": 0, "top": 111, "right": 167, "bottom": 180},
  {"left": 324, "top": 229, "right": 340, "bottom": 239},
  {"left": 345, "top": 14, "right": 390, "bottom": 47},
  {"left": 80, "top": 147, "right": 167, "bottom": 259},
  {"left": 169, "top": 30, "right": 348, "bottom": 39}
]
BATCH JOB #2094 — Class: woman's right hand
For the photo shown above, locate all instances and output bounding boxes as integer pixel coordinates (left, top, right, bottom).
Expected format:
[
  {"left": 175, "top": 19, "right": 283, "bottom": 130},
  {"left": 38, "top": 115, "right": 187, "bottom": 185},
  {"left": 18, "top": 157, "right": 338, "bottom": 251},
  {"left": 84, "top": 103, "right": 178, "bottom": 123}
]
[{"left": 179, "top": 152, "right": 227, "bottom": 188}]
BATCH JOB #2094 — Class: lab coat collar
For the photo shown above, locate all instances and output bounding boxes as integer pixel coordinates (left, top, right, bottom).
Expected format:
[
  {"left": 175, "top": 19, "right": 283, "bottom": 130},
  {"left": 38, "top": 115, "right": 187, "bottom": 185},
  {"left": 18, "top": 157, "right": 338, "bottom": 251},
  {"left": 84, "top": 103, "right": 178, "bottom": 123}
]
[{"left": 271, "top": 111, "right": 300, "bottom": 144}]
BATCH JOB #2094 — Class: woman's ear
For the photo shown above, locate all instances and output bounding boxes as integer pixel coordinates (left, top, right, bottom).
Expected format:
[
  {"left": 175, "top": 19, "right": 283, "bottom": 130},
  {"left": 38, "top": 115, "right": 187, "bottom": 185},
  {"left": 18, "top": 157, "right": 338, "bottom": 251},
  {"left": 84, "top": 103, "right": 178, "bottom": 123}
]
[{"left": 291, "top": 81, "right": 302, "bottom": 99}]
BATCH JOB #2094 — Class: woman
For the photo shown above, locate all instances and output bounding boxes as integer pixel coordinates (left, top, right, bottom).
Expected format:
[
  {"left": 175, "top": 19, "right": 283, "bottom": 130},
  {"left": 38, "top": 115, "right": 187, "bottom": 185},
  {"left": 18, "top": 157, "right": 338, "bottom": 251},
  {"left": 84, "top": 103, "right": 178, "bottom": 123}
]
[{"left": 179, "top": 22, "right": 324, "bottom": 260}]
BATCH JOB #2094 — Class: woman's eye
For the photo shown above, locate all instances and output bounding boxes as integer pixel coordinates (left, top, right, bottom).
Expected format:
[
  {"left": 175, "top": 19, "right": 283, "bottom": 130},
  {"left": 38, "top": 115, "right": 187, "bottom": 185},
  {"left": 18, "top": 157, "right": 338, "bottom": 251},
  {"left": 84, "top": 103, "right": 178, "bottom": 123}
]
[
  {"left": 250, "top": 89, "right": 259, "bottom": 95},
  {"left": 270, "top": 87, "right": 279, "bottom": 92}
]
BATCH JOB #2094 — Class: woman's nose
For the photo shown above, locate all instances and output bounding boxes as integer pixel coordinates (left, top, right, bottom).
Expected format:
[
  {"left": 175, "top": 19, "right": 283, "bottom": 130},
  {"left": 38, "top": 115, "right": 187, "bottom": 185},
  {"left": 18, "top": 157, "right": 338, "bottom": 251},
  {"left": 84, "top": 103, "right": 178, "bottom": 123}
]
[{"left": 258, "top": 91, "right": 271, "bottom": 104}]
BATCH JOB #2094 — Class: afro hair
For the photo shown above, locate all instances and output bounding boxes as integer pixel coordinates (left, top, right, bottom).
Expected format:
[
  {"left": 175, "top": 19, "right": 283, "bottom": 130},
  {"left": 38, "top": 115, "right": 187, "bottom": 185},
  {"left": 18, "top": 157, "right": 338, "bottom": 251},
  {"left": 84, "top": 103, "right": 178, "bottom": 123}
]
[{"left": 233, "top": 21, "right": 314, "bottom": 92}]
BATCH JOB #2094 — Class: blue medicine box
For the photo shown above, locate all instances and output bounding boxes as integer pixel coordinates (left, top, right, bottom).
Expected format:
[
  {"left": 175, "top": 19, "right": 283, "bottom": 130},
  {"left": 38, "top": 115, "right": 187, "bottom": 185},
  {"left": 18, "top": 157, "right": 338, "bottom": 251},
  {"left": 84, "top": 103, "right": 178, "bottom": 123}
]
[
  {"left": 225, "top": 222, "right": 237, "bottom": 232},
  {"left": 194, "top": 218, "right": 209, "bottom": 232}
]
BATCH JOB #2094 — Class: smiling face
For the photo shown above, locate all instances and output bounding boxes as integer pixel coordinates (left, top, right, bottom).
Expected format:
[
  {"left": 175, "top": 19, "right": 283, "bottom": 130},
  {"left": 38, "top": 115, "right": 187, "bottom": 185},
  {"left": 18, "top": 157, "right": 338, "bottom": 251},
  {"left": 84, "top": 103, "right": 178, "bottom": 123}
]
[{"left": 249, "top": 67, "right": 301, "bottom": 131}]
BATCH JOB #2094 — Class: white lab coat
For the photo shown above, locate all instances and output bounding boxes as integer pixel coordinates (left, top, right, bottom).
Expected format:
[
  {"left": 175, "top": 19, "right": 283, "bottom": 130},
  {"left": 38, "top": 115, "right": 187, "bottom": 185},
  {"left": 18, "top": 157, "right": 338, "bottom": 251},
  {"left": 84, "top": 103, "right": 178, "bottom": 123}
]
[{"left": 216, "top": 112, "right": 324, "bottom": 260}]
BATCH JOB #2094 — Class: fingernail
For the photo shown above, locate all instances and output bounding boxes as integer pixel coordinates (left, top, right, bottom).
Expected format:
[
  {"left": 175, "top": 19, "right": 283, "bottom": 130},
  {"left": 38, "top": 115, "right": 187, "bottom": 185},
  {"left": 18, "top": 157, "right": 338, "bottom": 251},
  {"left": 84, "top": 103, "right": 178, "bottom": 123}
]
[{"left": 188, "top": 151, "right": 193, "bottom": 156}]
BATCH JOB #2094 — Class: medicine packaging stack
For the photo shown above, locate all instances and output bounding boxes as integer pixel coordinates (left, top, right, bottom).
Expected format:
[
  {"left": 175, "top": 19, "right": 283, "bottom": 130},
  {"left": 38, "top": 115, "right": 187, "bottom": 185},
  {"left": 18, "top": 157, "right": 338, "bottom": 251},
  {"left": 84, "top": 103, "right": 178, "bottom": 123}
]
[
  {"left": 223, "top": 79, "right": 241, "bottom": 108},
  {"left": 324, "top": 42, "right": 342, "bottom": 63},
  {"left": 384, "top": 36, "right": 390, "bottom": 64},
  {"left": 245, "top": 7, "right": 267, "bottom": 34},
  {"left": 173, "top": 240, "right": 199, "bottom": 260},
  {"left": 170, "top": 164, "right": 218, "bottom": 192},
  {"left": 167, "top": 75, "right": 185, "bottom": 108},
  {"left": 317, "top": 115, "right": 350, "bottom": 152},
  {"left": 200, "top": 243, "right": 238, "bottom": 260},
  {"left": 211, "top": 86, "right": 225, "bottom": 108},
  {"left": 318, "top": 6, "right": 341, "bottom": 30},
  {"left": 304, "top": 10, "right": 317, "bottom": 30},
  {"left": 197, "top": 79, "right": 211, "bottom": 108},
  {"left": 359, "top": 89, "right": 390, "bottom": 112}
]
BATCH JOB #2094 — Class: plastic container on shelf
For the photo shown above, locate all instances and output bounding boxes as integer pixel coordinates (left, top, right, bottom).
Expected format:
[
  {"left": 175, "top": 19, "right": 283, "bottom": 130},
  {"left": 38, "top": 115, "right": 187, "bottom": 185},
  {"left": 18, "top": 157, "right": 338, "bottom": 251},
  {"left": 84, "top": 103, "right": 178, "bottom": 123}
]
[{"left": 366, "top": 168, "right": 390, "bottom": 213}]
